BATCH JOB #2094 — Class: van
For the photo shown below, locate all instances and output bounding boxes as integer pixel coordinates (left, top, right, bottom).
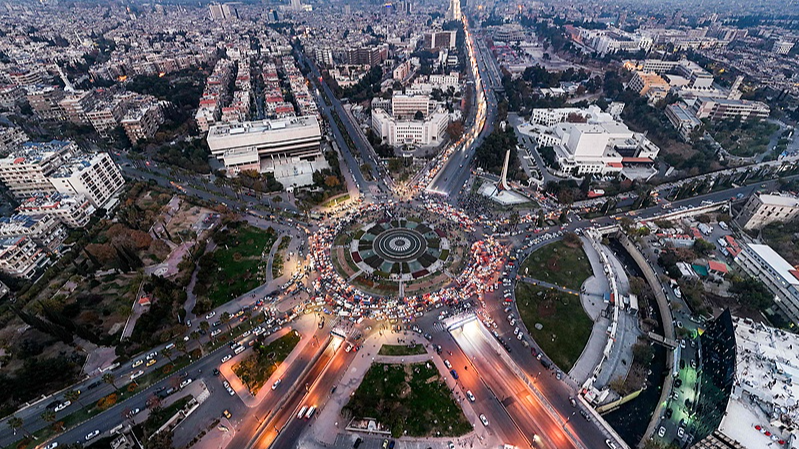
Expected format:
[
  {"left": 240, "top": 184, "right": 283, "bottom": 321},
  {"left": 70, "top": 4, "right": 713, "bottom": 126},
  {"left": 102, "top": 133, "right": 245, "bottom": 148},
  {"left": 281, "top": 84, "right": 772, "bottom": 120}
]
[
  {"left": 297, "top": 406, "right": 308, "bottom": 419},
  {"left": 165, "top": 343, "right": 175, "bottom": 350},
  {"left": 305, "top": 406, "right": 317, "bottom": 419},
  {"left": 234, "top": 345, "right": 245, "bottom": 355}
]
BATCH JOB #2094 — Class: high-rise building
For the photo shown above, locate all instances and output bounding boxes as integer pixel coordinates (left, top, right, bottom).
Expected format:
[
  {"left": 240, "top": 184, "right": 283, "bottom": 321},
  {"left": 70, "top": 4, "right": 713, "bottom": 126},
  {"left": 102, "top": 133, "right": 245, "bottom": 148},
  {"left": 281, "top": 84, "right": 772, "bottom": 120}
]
[
  {"left": 446, "top": 0, "right": 461, "bottom": 20},
  {"left": 290, "top": 0, "right": 302, "bottom": 11},
  {"left": 209, "top": 3, "right": 225, "bottom": 19}
]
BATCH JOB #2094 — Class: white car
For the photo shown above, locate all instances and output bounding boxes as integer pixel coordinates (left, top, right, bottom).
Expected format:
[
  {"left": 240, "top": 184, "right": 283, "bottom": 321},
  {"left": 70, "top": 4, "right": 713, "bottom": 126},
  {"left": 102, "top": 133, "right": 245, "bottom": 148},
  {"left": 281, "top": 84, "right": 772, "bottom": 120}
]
[
  {"left": 221, "top": 354, "right": 232, "bottom": 363},
  {"left": 658, "top": 426, "right": 666, "bottom": 438},
  {"left": 54, "top": 401, "right": 71, "bottom": 412},
  {"left": 206, "top": 311, "right": 216, "bottom": 319},
  {"left": 85, "top": 430, "right": 100, "bottom": 441},
  {"left": 146, "top": 351, "right": 157, "bottom": 360},
  {"left": 272, "top": 379, "right": 282, "bottom": 390},
  {"left": 466, "top": 391, "right": 475, "bottom": 402},
  {"left": 130, "top": 370, "right": 144, "bottom": 380},
  {"left": 677, "top": 427, "right": 685, "bottom": 438},
  {"left": 444, "top": 360, "right": 452, "bottom": 369},
  {"left": 180, "top": 378, "right": 192, "bottom": 388},
  {"left": 479, "top": 414, "right": 489, "bottom": 426},
  {"left": 227, "top": 386, "right": 235, "bottom": 396},
  {"left": 43, "top": 442, "right": 58, "bottom": 449}
]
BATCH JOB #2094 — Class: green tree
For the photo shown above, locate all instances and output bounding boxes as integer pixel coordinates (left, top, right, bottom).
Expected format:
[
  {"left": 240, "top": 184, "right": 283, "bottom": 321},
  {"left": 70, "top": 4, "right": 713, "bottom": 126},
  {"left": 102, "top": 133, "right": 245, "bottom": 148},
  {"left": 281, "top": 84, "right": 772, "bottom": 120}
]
[
  {"left": 8, "top": 416, "right": 29, "bottom": 438},
  {"left": 190, "top": 331, "right": 204, "bottom": 356},
  {"left": 41, "top": 410, "right": 56, "bottom": 429},
  {"left": 103, "top": 373, "right": 119, "bottom": 392},
  {"left": 161, "top": 347, "right": 173, "bottom": 364},
  {"left": 64, "top": 389, "right": 83, "bottom": 408},
  {"left": 221, "top": 312, "right": 232, "bottom": 334}
]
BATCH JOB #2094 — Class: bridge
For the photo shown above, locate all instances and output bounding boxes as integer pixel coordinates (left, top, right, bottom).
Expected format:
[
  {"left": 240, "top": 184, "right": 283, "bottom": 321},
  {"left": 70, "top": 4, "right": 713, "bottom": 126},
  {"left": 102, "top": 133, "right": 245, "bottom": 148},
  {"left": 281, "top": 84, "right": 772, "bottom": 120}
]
[{"left": 647, "top": 332, "right": 678, "bottom": 349}]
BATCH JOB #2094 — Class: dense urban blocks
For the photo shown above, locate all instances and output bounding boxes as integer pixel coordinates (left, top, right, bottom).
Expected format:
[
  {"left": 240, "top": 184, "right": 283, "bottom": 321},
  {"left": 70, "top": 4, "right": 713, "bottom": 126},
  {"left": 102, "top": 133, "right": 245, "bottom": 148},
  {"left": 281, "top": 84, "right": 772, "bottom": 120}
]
[{"left": 343, "top": 363, "right": 472, "bottom": 438}]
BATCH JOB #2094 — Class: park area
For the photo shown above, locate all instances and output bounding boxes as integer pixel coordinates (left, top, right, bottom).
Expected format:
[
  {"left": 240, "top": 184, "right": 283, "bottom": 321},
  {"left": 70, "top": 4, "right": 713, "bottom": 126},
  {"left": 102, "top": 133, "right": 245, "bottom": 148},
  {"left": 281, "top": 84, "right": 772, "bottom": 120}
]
[
  {"left": 706, "top": 118, "right": 779, "bottom": 158},
  {"left": 377, "top": 344, "right": 427, "bottom": 356},
  {"left": 193, "top": 222, "right": 277, "bottom": 308},
  {"left": 519, "top": 239, "right": 592, "bottom": 291},
  {"left": 344, "top": 363, "right": 472, "bottom": 438},
  {"left": 233, "top": 331, "right": 301, "bottom": 394},
  {"left": 515, "top": 283, "right": 592, "bottom": 372}
]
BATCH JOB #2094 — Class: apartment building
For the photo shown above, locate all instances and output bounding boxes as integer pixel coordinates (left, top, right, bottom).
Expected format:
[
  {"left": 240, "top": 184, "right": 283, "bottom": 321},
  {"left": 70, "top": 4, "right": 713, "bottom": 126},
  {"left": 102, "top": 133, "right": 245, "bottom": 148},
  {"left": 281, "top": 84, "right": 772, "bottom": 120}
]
[
  {"left": 0, "top": 126, "right": 29, "bottom": 154},
  {"left": 425, "top": 30, "right": 457, "bottom": 49},
  {"left": 87, "top": 98, "right": 129, "bottom": 136},
  {"left": 691, "top": 97, "right": 770, "bottom": 121},
  {"left": 48, "top": 152, "right": 125, "bottom": 208},
  {"left": 206, "top": 116, "right": 322, "bottom": 175},
  {"left": 58, "top": 90, "right": 98, "bottom": 125},
  {"left": 25, "top": 85, "right": 65, "bottom": 121},
  {"left": 345, "top": 45, "right": 388, "bottom": 66},
  {"left": 0, "top": 140, "right": 75, "bottom": 198},
  {"left": 628, "top": 71, "right": 670, "bottom": 103},
  {"left": 121, "top": 103, "right": 164, "bottom": 143},
  {"left": 734, "top": 243, "right": 799, "bottom": 325},
  {"left": 0, "top": 214, "right": 67, "bottom": 253},
  {"left": 8, "top": 68, "right": 45, "bottom": 86},
  {"left": 0, "top": 236, "right": 48, "bottom": 279},
  {"left": 0, "top": 85, "right": 25, "bottom": 109},
  {"left": 735, "top": 192, "right": 799, "bottom": 230},
  {"left": 17, "top": 193, "right": 94, "bottom": 228}
]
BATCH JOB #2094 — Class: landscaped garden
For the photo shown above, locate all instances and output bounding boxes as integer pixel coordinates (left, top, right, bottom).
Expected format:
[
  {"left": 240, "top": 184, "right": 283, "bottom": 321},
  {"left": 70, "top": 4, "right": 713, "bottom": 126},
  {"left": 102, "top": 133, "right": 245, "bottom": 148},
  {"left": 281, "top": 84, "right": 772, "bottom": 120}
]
[
  {"left": 514, "top": 283, "right": 592, "bottom": 372},
  {"left": 377, "top": 344, "right": 427, "bottom": 356},
  {"left": 519, "top": 240, "right": 592, "bottom": 291},
  {"left": 343, "top": 362, "right": 472, "bottom": 438},
  {"left": 233, "top": 331, "right": 301, "bottom": 394},
  {"left": 194, "top": 222, "right": 276, "bottom": 307}
]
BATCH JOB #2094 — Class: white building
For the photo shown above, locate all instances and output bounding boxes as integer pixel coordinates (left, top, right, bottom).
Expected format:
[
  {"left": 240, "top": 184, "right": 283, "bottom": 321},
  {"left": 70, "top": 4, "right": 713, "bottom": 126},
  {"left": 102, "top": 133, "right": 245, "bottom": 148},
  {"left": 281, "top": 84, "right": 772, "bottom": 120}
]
[
  {"left": 772, "top": 40, "right": 795, "bottom": 55},
  {"left": 391, "top": 94, "right": 433, "bottom": 119},
  {"left": 528, "top": 105, "right": 659, "bottom": 177},
  {"left": 0, "top": 140, "right": 75, "bottom": 198},
  {"left": 0, "top": 236, "right": 48, "bottom": 278},
  {"left": 735, "top": 192, "right": 799, "bottom": 230},
  {"left": 206, "top": 116, "right": 323, "bottom": 178},
  {"left": 734, "top": 243, "right": 799, "bottom": 325},
  {"left": 48, "top": 152, "right": 125, "bottom": 208},
  {"left": 371, "top": 108, "right": 449, "bottom": 147},
  {"left": 16, "top": 193, "right": 95, "bottom": 228},
  {"left": 691, "top": 96, "right": 770, "bottom": 121}
]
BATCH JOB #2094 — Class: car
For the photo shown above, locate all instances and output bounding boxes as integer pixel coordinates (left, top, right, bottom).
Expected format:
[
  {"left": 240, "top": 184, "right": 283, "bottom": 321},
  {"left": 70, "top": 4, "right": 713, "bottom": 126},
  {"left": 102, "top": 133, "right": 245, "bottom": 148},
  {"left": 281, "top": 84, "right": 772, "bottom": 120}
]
[
  {"left": 146, "top": 359, "right": 157, "bottom": 367},
  {"left": 131, "top": 359, "right": 143, "bottom": 368},
  {"left": 664, "top": 408, "right": 673, "bottom": 419},
  {"left": 381, "top": 440, "right": 389, "bottom": 449},
  {"left": 272, "top": 379, "right": 282, "bottom": 390},
  {"left": 479, "top": 414, "right": 489, "bottom": 426},
  {"left": 206, "top": 311, "right": 216, "bottom": 319},
  {"left": 579, "top": 409, "right": 590, "bottom": 421},
  {"left": 130, "top": 370, "right": 144, "bottom": 380},
  {"left": 466, "top": 390, "right": 475, "bottom": 402},
  {"left": 388, "top": 441, "right": 395, "bottom": 449},
  {"left": 678, "top": 427, "right": 685, "bottom": 438},
  {"left": 211, "top": 329, "right": 222, "bottom": 337},
  {"left": 658, "top": 426, "right": 666, "bottom": 438},
  {"left": 127, "top": 408, "right": 141, "bottom": 418},
  {"left": 54, "top": 401, "right": 71, "bottom": 412},
  {"left": 605, "top": 439, "right": 618, "bottom": 449},
  {"left": 43, "top": 442, "right": 58, "bottom": 449},
  {"left": 450, "top": 369, "right": 459, "bottom": 380},
  {"left": 221, "top": 354, "right": 232, "bottom": 363},
  {"left": 675, "top": 378, "right": 683, "bottom": 388},
  {"left": 345, "top": 343, "right": 353, "bottom": 353},
  {"left": 226, "top": 386, "right": 235, "bottom": 396},
  {"left": 85, "top": 430, "right": 100, "bottom": 441},
  {"left": 222, "top": 409, "right": 232, "bottom": 419},
  {"left": 680, "top": 340, "right": 686, "bottom": 349},
  {"left": 444, "top": 359, "right": 452, "bottom": 369},
  {"left": 448, "top": 443, "right": 455, "bottom": 449},
  {"left": 569, "top": 397, "right": 576, "bottom": 407},
  {"left": 146, "top": 352, "right": 157, "bottom": 360},
  {"left": 690, "top": 359, "right": 697, "bottom": 369},
  {"left": 180, "top": 378, "right": 192, "bottom": 388}
]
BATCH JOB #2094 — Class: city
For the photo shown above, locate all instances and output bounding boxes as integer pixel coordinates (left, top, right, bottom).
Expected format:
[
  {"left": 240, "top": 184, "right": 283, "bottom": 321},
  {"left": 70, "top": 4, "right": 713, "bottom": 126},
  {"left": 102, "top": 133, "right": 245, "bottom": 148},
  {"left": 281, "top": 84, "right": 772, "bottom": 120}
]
[{"left": 0, "top": 0, "right": 797, "bottom": 449}]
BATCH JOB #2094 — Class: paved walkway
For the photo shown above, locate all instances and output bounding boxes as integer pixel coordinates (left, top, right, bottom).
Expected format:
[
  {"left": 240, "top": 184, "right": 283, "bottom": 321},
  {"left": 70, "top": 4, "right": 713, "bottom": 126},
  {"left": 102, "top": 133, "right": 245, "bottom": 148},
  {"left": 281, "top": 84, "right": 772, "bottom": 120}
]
[
  {"left": 568, "top": 238, "right": 611, "bottom": 385},
  {"left": 518, "top": 276, "right": 579, "bottom": 296}
]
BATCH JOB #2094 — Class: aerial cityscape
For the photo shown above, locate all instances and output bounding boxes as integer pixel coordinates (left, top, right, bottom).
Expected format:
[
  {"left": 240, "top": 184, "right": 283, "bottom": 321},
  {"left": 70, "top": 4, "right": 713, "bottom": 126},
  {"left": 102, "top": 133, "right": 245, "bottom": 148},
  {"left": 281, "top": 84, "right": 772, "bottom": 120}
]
[{"left": 0, "top": 0, "right": 798, "bottom": 448}]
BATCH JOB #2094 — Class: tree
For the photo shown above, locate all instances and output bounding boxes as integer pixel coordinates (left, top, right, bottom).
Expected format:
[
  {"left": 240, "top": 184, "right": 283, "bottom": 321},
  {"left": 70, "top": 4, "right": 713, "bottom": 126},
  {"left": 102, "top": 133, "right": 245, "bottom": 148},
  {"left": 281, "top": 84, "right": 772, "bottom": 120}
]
[
  {"left": 693, "top": 239, "right": 714, "bottom": 256},
  {"left": 8, "top": 416, "right": 28, "bottom": 438},
  {"left": 175, "top": 340, "right": 187, "bottom": 358},
  {"left": 508, "top": 212, "right": 520, "bottom": 231},
  {"left": 190, "top": 331, "right": 204, "bottom": 356},
  {"left": 199, "top": 320, "right": 211, "bottom": 336},
  {"left": 161, "top": 347, "right": 173, "bottom": 364},
  {"left": 64, "top": 389, "right": 83, "bottom": 408},
  {"left": 221, "top": 312, "right": 232, "bottom": 334},
  {"left": 103, "top": 373, "right": 119, "bottom": 392},
  {"left": 41, "top": 410, "right": 57, "bottom": 429}
]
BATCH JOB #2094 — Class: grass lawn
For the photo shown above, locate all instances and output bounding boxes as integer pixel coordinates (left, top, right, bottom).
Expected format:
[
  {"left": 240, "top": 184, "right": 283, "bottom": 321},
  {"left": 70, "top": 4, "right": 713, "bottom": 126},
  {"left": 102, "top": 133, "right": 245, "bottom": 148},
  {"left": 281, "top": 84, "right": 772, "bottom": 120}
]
[
  {"left": 515, "top": 283, "right": 592, "bottom": 372},
  {"left": 520, "top": 240, "right": 591, "bottom": 291},
  {"left": 233, "top": 332, "right": 301, "bottom": 394},
  {"left": 344, "top": 363, "right": 472, "bottom": 438},
  {"left": 707, "top": 119, "right": 779, "bottom": 158},
  {"left": 196, "top": 223, "right": 276, "bottom": 307},
  {"left": 378, "top": 344, "right": 427, "bottom": 356}
]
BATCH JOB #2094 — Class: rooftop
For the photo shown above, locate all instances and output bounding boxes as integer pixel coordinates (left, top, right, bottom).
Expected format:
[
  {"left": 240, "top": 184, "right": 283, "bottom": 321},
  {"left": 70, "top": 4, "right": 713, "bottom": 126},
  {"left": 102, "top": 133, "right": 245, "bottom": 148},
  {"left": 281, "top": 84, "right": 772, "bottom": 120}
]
[
  {"left": 0, "top": 140, "right": 74, "bottom": 166},
  {"left": 758, "top": 193, "right": 799, "bottom": 208},
  {"left": 746, "top": 243, "right": 799, "bottom": 287}
]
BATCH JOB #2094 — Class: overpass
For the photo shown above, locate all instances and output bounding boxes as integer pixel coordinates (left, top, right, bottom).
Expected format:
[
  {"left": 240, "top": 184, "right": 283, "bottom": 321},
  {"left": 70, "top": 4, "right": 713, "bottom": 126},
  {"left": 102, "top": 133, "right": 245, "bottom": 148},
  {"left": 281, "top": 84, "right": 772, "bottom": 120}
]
[{"left": 647, "top": 332, "right": 678, "bottom": 349}]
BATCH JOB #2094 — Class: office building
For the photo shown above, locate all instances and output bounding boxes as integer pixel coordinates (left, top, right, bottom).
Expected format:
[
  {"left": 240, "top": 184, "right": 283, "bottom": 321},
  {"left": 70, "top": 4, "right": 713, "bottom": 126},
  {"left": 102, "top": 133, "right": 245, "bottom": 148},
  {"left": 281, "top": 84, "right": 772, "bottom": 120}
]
[
  {"left": 371, "top": 108, "right": 449, "bottom": 147},
  {"left": 690, "top": 97, "right": 770, "bottom": 121},
  {"left": 391, "top": 94, "right": 432, "bottom": 119},
  {"left": 665, "top": 103, "right": 702, "bottom": 141},
  {"left": 446, "top": 0, "right": 461, "bottom": 21},
  {"left": 48, "top": 152, "right": 125, "bottom": 208},
  {"left": 528, "top": 105, "right": 659, "bottom": 177},
  {"left": 735, "top": 192, "right": 799, "bottom": 230},
  {"left": 734, "top": 243, "right": 799, "bottom": 324},
  {"left": 206, "top": 116, "right": 322, "bottom": 175},
  {"left": 628, "top": 71, "right": 670, "bottom": 103}
]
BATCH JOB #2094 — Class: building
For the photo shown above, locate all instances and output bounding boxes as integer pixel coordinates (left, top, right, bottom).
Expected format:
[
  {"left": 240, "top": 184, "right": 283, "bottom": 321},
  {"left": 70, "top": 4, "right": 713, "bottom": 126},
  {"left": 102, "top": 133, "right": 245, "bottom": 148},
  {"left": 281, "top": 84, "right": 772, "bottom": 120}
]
[
  {"left": 628, "top": 71, "right": 670, "bottom": 103},
  {"left": 0, "top": 140, "right": 75, "bottom": 198},
  {"left": 345, "top": 46, "right": 388, "bottom": 66},
  {"left": 734, "top": 243, "right": 799, "bottom": 325},
  {"left": 206, "top": 116, "right": 322, "bottom": 175},
  {"left": 0, "top": 214, "right": 66, "bottom": 253},
  {"left": 528, "top": 105, "right": 659, "bottom": 177},
  {"left": 393, "top": 60, "right": 413, "bottom": 82},
  {"left": 58, "top": 90, "right": 98, "bottom": 125},
  {"left": 121, "top": 103, "right": 164, "bottom": 143},
  {"left": 16, "top": 193, "right": 94, "bottom": 228},
  {"left": 0, "top": 85, "right": 25, "bottom": 109},
  {"left": 735, "top": 192, "right": 799, "bottom": 230},
  {"left": 0, "top": 236, "right": 48, "bottom": 278},
  {"left": 425, "top": 30, "right": 457, "bottom": 49},
  {"left": 691, "top": 96, "right": 770, "bottom": 121},
  {"left": 624, "top": 59, "right": 713, "bottom": 88},
  {"left": 47, "top": 152, "right": 125, "bottom": 208},
  {"left": 371, "top": 108, "right": 449, "bottom": 147},
  {"left": 8, "top": 68, "right": 45, "bottom": 86},
  {"left": 772, "top": 40, "right": 795, "bottom": 55},
  {"left": 391, "top": 94, "right": 432, "bottom": 119},
  {"left": 87, "top": 99, "right": 129, "bottom": 137},
  {"left": 25, "top": 85, "right": 65, "bottom": 121},
  {"left": 664, "top": 103, "right": 702, "bottom": 141},
  {"left": 446, "top": 0, "right": 461, "bottom": 21},
  {"left": 0, "top": 126, "right": 29, "bottom": 154},
  {"left": 582, "top": 28, "right": 652, "bottom": 55},
  {"left": 692, "top": 431, "right": 745, "bottom": 449}
]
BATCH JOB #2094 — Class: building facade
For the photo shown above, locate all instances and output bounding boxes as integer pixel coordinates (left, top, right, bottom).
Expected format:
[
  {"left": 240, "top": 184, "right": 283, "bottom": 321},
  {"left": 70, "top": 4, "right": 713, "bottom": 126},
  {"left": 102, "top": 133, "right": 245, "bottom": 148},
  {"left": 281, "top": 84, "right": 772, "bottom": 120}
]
[
  {"left": 735, "top": 193, "right": 799, "bottom": 230},
  {"left": 734, "top": 243, "right": 799, "bottom": 325}
]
